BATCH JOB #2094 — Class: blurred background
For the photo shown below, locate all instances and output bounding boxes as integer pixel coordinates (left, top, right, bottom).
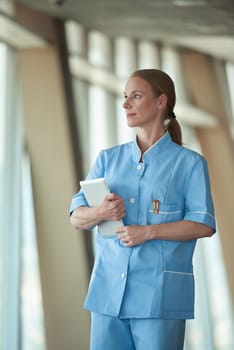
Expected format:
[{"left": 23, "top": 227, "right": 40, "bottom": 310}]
[{"left": 0, "top": 0, "right": 234, "bottom": 349}]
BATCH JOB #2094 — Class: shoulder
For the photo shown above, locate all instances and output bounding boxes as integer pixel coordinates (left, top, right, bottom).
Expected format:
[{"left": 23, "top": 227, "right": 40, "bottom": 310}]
[
  {"left": 100, "top": 142, "right": 132, "bottom": 157},
  {"left": 175, "top": 143, "right": 207, "bottom": 165},
  {"left": 166, "top": 135, "right": 205, "bottom": 164},
  {"left": 168, "top": 142, "right": 208, "bottom": 178}
]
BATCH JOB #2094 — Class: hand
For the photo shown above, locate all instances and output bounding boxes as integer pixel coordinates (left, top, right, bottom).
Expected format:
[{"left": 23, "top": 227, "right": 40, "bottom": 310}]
[
  {"left": 97, "top": 193, "right": 125, "bottom": 222},
  {"left": 116, "top": 225, "right": 149, "bottom": 247}
]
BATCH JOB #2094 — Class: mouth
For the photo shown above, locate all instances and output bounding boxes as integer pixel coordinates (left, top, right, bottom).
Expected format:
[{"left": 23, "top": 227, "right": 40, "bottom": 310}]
[{"left": 127, "top": 113, "right": 136, "bottom": 118}]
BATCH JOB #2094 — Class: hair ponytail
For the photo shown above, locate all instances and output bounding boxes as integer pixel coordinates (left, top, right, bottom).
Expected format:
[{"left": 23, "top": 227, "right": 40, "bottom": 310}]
[{"left": 166, "top": 118, "right": 182, "bottom": 145}]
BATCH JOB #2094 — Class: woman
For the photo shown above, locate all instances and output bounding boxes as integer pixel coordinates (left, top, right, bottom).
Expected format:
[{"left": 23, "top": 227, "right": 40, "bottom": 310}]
[{"left": 70, "top": 69, "right": 216, "bottom": 350}]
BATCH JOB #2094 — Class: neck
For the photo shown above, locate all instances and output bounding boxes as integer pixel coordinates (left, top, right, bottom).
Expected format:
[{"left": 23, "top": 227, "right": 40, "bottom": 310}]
[{"left": 137, "top": 127, "right": 166, "bottom": 155}]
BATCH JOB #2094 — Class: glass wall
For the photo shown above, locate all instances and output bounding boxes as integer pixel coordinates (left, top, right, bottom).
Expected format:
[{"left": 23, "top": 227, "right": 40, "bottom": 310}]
[
  {"left": 0, "top": 42, "right": 21, "bottom": 350},
  {"left": 225, "top": 63, "right": 234, "bottom": 138},
  {"left": 20, "top": 152, "right": 46, "bottom": 350},
  {"left": 0, "top": 42, "right": 45, "bottom": 350},
  {"left": 0, "top": 41, "right": 7, "bottom": 350},
  {"left": 182, "top": 128, "right": 234, "bottom": 350}
]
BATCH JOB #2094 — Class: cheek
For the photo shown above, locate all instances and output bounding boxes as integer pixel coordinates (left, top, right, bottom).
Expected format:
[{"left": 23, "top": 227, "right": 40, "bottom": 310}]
[
  {"left": 140, "top": 102, "right": 157, "bottom": 115},
  {"left": 141, "top": 98, "right": 156, "bottom": 108},
  {"left": 136, "top": 101, "right": 150, "bottom": 111}
]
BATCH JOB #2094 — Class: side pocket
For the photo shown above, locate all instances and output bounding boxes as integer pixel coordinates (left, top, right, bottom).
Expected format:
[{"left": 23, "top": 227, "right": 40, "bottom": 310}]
[{"left": 163, "top": 270, "right": 194, "bottom": 313}]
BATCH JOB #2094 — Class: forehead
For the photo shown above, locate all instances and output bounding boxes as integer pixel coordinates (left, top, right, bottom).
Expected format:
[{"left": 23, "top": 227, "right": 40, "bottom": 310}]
[{"left": 124, "top": 76, "right": 153, "bottom": 93}]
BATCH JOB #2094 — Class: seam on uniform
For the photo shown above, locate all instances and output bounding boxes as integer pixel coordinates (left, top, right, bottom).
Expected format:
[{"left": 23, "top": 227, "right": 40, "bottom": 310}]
[
  {"left": 187, "top": 210, "right": 215, "bottom": 219},
  {"left": 148, "top": 210, "right": 181, "bottom": 214},
  {"left": 164, "top": 270, "right": 193, "bottom": 276}
]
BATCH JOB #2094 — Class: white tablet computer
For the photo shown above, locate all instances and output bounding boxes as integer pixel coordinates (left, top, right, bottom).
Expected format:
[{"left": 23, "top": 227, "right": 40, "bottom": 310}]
[{"left": 80, "top": 178, "right": 123, "bottom": 237}]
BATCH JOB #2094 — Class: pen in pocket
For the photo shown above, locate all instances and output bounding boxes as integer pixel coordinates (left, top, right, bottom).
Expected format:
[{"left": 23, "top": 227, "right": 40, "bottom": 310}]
[{"left": 152, "top": 199, "right": 160, "bottom": 214}]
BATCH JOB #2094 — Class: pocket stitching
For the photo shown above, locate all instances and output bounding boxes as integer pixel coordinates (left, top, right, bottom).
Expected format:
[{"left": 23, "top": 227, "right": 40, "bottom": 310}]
[
  {"left": 164, "top": 270, "right": 193, "bottom": 276},
  {"left": 148, "top": 210, "right": 181, "bottom": 214}
]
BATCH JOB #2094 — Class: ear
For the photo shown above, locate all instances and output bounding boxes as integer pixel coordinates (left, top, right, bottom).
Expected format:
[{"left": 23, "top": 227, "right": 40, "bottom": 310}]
[{"left": 156, "top": 93, "right": 168, "bottom": 109}]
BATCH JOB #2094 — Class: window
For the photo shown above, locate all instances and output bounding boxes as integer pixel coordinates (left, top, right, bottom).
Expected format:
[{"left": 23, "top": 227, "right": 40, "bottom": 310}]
[
  {"left": 20, "top": 152, "right": 46, "bottom": 350},
  {"left": 0, "top": 42, "right": 21, "bottom": 350},
  {"left": 225, "top": 63, "right": 234, "bottom": 137},
  {"left": 0, "top": 42, "right": 45, "bottom": 350},
  {"left": 0, "top": 41, "right": 7, "bottom": 350},
  {"left": 183, "top": 126, "right": 234, "bottom": 350}
]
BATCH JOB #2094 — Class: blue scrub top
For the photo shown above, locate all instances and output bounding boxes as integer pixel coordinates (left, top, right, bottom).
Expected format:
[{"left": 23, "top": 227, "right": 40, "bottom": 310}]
[{"left": 70, "top": 132, "right": 216, "bottom": 320}]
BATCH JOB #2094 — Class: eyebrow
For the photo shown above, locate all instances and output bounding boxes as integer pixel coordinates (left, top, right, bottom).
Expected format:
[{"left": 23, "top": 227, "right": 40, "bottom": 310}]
[{"left": 123, "top": 90, "right": 144, "bottom": 95}]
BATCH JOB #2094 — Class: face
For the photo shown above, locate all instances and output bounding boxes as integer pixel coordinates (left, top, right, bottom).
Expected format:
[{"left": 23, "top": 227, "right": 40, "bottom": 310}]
[{"left": 123, "top": 76, "right": 166, "bottom": 129}]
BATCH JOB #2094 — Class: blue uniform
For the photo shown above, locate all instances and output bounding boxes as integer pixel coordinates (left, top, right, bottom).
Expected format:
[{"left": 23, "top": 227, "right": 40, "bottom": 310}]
[{"left": 70, "top": 132, "right": 216, "bottom": 348}]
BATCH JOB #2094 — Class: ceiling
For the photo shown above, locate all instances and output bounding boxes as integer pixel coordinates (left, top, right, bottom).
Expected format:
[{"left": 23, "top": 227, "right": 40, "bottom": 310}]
[{"left": 17, "top": 0, "right": 234, "bottom": 61}]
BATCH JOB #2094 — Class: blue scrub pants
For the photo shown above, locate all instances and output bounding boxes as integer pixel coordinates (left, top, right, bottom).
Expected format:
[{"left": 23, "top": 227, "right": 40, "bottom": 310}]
[{"left": 91, "top": 312, "right": 185, "bottom": 350}]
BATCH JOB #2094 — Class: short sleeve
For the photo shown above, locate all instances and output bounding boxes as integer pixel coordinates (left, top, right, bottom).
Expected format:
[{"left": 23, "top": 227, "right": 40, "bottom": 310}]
[
  {"left": 183, "top": 157, "right": 216, "bottom": 232},
  {"left": 69, "top": 151, "right": 106, "bottom": 215},
  {"left": 69, "top": 191, "right": 89, "bottom": 215}
]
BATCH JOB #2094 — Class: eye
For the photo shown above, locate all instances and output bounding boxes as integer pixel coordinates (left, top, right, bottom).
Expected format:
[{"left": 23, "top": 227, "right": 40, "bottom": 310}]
[{"left": 134, "top": 93, "right": 141, "bottom": 99}]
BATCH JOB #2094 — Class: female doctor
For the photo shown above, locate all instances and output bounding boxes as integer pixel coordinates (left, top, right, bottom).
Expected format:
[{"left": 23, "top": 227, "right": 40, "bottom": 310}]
[{"left": 70, "top": 69, "right": 216, "bottom": 350}]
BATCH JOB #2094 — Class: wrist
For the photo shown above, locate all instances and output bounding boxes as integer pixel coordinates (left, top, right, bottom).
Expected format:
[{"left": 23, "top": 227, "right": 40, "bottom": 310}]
[
  {"left": 145, "top": 225, "right": 157, "bottom": 241},
  {"left": 94, "top": 206, "right": 106, "bottom": 222}
]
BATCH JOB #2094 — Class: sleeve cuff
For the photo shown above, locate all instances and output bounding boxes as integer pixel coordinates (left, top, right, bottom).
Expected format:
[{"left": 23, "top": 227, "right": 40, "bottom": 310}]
[
  {"left": 69, "top": 195, "right": 89, "bottom": 215},
  {"left": 183, "top": 211, "right": 216, "bottom": 232}
]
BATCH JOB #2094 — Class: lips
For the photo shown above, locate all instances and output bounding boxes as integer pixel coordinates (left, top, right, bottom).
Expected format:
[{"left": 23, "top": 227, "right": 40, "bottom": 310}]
[{"left": 127, "top": 113, "right": 136, "bottom": 118}]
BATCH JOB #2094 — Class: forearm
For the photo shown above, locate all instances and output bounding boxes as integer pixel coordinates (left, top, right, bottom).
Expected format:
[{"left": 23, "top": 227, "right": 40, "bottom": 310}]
[
  {"left": 116, "top": 220, "right": 214, "bottom": 247},
  {"left": 146, "top": 220, "right": 214, "bottom": 241},
  {"left": 70, "top": 193, "right": 126, "bottom": 230},
  {"left": 70, "top": 206, "right": 104, "bottom": 230}
]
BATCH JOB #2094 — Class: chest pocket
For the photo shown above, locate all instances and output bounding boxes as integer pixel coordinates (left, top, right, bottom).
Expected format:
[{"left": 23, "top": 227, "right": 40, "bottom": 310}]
[{"left": 147, "top": 203, "right": 183, "bottom": 224}]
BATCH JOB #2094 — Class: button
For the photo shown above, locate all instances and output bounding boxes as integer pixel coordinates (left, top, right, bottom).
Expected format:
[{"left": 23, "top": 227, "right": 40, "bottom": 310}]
[
  {"left": 129, "top": 198, "right": 135, "bottom": 204},
  {"left": 137, "top": 164, "right": 142, "bottom": 170},
  {"left": 121, "top": 273, "right": 126, "bottom": 279}
]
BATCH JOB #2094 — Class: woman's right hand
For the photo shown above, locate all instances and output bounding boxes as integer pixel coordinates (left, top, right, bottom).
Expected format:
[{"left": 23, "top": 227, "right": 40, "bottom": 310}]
[
  {"left": 70, "top": 193, "right": 125, "bottom": 230},
  {"left": 97, "top": 193, "right": 125, "bottom": 222}
]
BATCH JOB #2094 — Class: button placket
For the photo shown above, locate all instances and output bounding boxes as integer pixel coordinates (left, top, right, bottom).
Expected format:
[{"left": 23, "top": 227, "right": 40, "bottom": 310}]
[{"left": 136, "top": 163, "right": 145, "bottom": 179}]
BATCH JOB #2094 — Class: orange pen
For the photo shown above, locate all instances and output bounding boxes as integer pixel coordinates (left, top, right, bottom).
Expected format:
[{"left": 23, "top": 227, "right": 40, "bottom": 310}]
[{"left": 152, "top": 199, "right": 160, "bottom": 214}]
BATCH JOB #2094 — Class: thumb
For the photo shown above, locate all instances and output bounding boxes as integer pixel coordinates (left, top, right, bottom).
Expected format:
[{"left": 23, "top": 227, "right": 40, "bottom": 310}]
[{"left": 115, "top": 226, "right": 125, "bottom": 234}]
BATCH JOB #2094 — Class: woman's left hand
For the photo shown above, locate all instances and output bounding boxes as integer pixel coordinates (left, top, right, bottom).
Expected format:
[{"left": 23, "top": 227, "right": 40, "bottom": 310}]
[{"left": 116, "top": 225, "right": 149, "bottom": 247}]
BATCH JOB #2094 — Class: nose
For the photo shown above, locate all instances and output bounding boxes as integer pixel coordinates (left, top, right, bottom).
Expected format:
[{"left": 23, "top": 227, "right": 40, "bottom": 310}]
[{"left": 122, "top": 97, "right": 131, "bottom": 109}]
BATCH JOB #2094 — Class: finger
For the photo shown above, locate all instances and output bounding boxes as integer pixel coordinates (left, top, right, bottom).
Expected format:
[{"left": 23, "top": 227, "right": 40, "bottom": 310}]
[
  {"left": 112, "top": 201, "right": 125, "bottom": 213},
  {"left": 120, "top": 235, "right": 130, "bottom": 243},
  {"left": 115, "top": 226, "right": 125, "bottom": 234},
  {"left": 106, "top": 193, "right": 121, "bottom": 201},
  {"left": 124, "top": 241, "right": 133, "bottom": 247}
]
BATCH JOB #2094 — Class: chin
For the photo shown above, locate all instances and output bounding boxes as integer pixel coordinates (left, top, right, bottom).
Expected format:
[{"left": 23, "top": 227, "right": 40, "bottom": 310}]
[{"left": 127, "top": 120, "right": 137, "bottom": 128}]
